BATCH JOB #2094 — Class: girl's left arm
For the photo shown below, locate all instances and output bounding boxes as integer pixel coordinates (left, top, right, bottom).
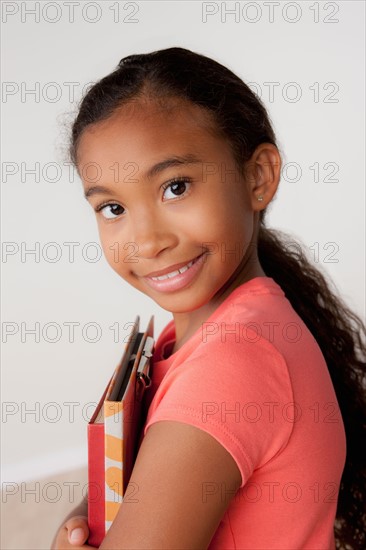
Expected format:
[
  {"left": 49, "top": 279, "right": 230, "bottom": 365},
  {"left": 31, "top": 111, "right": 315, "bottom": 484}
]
[{"left": 99, "top": 420, "right": 242, "bottom": 550}]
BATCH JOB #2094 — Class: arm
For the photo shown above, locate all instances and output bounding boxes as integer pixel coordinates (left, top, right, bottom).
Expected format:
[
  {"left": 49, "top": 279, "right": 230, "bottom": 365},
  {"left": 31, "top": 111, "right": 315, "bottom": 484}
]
[{"left": 99, "top": 420, "right": 242, "bottom": 550}]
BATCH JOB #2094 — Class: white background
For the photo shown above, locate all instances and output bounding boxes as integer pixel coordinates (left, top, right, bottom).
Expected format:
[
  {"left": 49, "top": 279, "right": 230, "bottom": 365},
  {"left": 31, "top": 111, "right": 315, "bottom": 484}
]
[{"left": 1, "top": 1, "right": 365, "bottom": 483}]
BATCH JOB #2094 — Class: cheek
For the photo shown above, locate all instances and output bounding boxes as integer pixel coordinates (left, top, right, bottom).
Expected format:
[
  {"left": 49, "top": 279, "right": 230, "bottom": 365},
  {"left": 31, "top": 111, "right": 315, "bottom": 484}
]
[
  {"left": 201, "top": 198, "right": 253, "bottom": 262},
  {"left": 195, "top": 198, "right": 247, "bottom": 242},
  {"left": 99, "top": 228, "right": 146, "bottom": 284},
  {"left": 185, "top": 191, "right": 224, "bottom": 227},
  {"left": 218, "top": 192, "right": 252, "bottom": 237}
]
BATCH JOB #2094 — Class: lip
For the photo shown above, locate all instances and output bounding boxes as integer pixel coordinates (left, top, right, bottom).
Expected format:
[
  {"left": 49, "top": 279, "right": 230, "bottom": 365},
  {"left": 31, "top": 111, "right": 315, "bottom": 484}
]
[
  {"left": 143, "top": 253, "right": 204, "bottom": 278},
  {"left": 142, "top": 253, "right": 207, "bottom": 293}
]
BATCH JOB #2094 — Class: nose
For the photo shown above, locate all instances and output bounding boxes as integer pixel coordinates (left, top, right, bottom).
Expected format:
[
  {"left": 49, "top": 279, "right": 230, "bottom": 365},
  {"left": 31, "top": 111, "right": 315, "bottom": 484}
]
[{"left": 130, "top": 210, "right": 177, "bottom": 260}]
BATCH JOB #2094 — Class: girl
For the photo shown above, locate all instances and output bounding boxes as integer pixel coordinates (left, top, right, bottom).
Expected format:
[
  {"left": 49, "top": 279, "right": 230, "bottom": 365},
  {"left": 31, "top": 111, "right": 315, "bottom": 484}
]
[{"left": 52, "top": 47, "right": 365, "bottom": 550}]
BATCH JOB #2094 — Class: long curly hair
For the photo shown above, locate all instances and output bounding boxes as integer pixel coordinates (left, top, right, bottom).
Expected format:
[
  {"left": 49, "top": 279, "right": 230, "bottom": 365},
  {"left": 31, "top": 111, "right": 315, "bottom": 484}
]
[{"left": 68, "top": 47, "right": 366, "bottom": 548}]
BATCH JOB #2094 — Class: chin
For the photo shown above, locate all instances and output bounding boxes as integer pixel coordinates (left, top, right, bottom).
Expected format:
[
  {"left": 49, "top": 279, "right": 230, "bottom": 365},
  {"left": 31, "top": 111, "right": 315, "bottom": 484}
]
[{"left": 152, "top": 292, "right": 211, "bottom": 315}]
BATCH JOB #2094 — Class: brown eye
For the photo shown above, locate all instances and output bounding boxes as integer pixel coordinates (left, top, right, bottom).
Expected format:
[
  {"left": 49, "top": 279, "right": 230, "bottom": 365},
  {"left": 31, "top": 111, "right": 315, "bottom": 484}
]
[
  {"left": 162, "top": 178, "right": 191, "bottom": 200},
  {"left": 97, "top": 203, "right": 125, "bottom": 219}
]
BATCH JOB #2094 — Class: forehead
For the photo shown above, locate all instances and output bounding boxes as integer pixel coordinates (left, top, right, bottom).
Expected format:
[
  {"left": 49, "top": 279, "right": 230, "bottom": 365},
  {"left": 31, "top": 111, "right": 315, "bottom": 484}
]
[{"left": 76, "top": 97, "right": 228, "bottom": 168}]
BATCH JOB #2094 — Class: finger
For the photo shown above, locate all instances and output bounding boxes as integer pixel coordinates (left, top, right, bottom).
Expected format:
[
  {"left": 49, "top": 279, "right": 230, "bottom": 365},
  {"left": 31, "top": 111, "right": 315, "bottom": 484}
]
[{"left": 64, "top": 515, "right": 89, "bottom": 546}]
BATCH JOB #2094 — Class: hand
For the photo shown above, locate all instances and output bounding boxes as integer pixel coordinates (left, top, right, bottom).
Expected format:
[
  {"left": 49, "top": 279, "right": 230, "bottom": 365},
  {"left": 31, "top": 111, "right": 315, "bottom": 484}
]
[{"left": 52, "top": 514, "right": 95, "bottom": 549}]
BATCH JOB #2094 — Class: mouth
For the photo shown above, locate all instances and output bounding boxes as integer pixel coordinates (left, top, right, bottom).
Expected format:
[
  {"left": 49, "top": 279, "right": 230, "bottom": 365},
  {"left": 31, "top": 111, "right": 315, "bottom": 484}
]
[
  {"left": 144, "top": 253, "right": 204, "bottom": 280},
  {"left": 142, "top": 253, "right": 207, "bottom": 293}
]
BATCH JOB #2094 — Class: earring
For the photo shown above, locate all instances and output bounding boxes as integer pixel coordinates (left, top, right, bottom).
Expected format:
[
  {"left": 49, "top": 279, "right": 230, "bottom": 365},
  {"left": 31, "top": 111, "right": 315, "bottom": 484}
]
[{"left": 257, "top": 195, "right": 264, "bottom": 202}]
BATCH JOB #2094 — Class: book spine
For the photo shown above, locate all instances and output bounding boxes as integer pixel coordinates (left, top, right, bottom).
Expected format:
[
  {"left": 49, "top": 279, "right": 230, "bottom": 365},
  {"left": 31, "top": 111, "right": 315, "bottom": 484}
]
[
  {"left": 87, "top": 422, "right": 105, "bottom": 547},
  {"left": 104, "top": 401, "right": 124, "bottom": 533}
]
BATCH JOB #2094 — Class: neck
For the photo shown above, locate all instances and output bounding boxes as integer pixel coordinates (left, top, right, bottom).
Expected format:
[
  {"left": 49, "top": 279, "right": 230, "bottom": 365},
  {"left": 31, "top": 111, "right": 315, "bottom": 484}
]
[{"left": 171, "top": 258, "right": 266, "bottom": 355}]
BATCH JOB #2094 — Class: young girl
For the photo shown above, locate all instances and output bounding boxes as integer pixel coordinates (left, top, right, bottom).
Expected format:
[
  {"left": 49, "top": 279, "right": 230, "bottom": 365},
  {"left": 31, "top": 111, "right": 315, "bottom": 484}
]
[{"left": 52, "top": 47, "right": 365, "bottom": 550}]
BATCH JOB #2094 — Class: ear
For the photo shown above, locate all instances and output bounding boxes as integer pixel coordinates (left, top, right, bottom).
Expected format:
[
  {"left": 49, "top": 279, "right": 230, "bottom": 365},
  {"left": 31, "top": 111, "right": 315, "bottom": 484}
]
[{"left": 244, "top": 143, "right": 282, "bottom": 211}]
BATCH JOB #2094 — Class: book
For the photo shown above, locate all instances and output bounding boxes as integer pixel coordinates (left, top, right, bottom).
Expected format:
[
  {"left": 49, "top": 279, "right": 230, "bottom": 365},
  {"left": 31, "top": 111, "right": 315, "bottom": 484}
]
[{"left": 87, "top": 316, "right": 154, "bottom": 547}]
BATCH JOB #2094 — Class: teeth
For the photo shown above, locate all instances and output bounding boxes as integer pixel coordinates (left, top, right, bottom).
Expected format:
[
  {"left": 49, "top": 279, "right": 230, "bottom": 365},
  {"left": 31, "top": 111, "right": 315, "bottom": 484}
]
[{"left": 151, "top": 259, "right": 195, "bottom": 281}]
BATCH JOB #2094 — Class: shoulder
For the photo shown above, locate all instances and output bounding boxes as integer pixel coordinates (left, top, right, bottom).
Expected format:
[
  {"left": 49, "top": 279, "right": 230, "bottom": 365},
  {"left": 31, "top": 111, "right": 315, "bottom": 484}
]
[{"left": 144, "top": 328, "right": 294, "bottom": 488}]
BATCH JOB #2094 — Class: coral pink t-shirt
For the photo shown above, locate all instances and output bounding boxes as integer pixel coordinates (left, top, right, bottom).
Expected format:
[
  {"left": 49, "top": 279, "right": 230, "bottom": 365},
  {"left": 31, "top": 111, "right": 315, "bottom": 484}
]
[{"left": 141, "top": 276, "right": 346, "bottom": 549}]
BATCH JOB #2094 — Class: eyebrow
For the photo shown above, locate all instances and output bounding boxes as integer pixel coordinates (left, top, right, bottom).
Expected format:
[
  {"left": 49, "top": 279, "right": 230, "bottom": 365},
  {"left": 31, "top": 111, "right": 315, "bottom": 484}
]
[{"left": 84, "top": 154, "right": 202, "bottom": 199}]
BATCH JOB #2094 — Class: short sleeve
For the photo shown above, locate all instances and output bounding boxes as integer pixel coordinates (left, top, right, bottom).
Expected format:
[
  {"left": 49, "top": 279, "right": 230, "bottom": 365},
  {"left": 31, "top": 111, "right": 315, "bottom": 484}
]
[{"left": 144, "top": 335, "right": 294, "bottom": 489}]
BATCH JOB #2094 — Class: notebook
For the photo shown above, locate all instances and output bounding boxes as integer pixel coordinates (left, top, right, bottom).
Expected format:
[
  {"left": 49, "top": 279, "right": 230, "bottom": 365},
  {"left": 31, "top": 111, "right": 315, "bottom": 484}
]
[{"left": 87, "top": 316, "right": 154, "bottom": 547}]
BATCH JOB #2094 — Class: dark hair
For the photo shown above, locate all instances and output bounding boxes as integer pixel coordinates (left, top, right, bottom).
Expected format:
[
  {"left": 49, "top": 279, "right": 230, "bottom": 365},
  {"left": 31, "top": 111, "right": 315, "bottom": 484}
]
[{"left": 69, "top": 47, "right": 366, "bottom": 549}]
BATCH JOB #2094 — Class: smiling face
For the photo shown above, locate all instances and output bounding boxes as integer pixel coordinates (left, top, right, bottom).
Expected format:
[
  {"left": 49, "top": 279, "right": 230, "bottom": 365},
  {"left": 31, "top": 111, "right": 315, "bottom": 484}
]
[{"left": 77, "top": 96, "right": 265, "bottom": 317}]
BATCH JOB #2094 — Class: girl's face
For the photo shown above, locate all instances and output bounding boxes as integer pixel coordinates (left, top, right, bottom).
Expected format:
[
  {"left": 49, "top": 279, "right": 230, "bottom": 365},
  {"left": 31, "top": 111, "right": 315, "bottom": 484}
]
[{"left": 78, "top": 98, "right": 264, "bottom": 314}]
